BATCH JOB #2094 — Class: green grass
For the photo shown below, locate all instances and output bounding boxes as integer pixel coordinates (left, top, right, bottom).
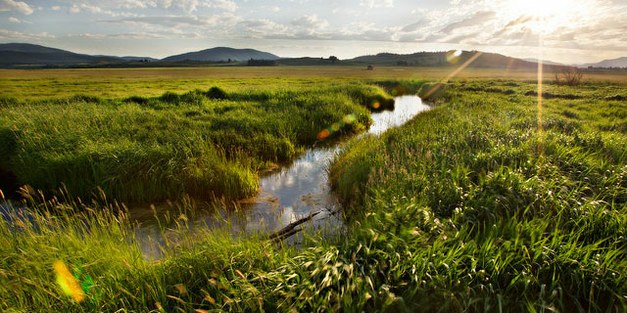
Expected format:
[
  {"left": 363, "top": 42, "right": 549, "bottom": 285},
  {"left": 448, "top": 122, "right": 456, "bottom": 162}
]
[
  {"left": 0, "top": 77, "right": 625, "bottom": 312},
  {"left": 0, "top": 84, "right": 382, "bottom": 203},
  {"left": 329, "top": 80, "right": 627, "bottom": 311}
]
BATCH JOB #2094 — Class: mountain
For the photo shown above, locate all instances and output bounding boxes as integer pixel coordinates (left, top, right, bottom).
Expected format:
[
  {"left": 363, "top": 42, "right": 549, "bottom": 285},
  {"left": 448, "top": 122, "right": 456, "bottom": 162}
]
[
  {"left": 580, "top": 57, "right": 627, "bottom": 68},
  {"left": 0, "top": 43, "right": 123, "bottom": 68},
  {"left": 2, "top": 42, "right": 594, "bottom": 70},
  {"left": 162, "top": 47, "right": 279, "bottom": 62},
  {"left": 523, "top": 58, "right": 565, "bottom": 66},
  {"left": 349, "top": 50, "right": 566, "bottom": 70},
  {"left": 0, "top": 43, "right": 280, "bottom": 67}
]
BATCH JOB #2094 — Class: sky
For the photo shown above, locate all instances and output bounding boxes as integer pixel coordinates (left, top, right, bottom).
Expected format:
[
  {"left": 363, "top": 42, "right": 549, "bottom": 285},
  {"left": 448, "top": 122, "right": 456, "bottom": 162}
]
[{"left": 0, "top": 0, "right": 625, "bottom": 64}]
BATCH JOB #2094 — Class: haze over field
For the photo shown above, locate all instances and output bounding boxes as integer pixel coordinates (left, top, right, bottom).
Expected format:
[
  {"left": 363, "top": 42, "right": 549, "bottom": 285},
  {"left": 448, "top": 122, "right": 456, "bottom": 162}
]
[{"left": 0, "top": 0, "right": 625, "bottom": 64}]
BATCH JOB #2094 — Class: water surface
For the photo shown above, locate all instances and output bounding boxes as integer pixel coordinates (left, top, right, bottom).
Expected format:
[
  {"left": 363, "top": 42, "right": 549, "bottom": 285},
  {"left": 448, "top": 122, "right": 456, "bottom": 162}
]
[
  {"left": 134, "top": 95, "right": 429, "bottom": 257},
  {"left": 236, "top": 95, "right": 431, "bottom": 234}
]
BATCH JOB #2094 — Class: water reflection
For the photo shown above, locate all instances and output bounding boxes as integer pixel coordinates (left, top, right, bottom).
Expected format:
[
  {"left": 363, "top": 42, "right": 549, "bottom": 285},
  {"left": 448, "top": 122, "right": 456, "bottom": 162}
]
[
  {"left": 2, "top": 96, "right": 429, "bottom": 257},
  {"left": 236, "top": 95, "right": 430, "bottom": 236},
  {"left": 134, "top": 95, "right": 430, "bottom": 256},
  {"left": 368, "top": 95, "right": 431, "bottom": 135}
]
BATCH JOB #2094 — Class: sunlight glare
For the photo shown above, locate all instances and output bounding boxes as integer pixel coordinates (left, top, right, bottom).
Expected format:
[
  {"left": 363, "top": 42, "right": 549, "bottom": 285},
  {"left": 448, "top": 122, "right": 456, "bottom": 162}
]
[
  {"left": 446, "top": 50, "right": 463, "bottom": 64},
  {"left": 503, "top": 0, "right": 592, "bottom": 33},
  {"left": 54, "top": 260, "right": 86, "bottom": 303}
]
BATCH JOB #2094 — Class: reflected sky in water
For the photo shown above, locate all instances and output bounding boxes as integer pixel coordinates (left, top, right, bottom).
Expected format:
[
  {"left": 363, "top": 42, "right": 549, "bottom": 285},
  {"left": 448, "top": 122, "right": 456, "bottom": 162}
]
[
  {"left": 368, "top": 95, "right": 431, "bottom": 135},
  {"left": 239, "top": 95, "right": 430, "bottom": 234},
  {"left": 134, "top": 95, "right": 430, "bottom": 257}
]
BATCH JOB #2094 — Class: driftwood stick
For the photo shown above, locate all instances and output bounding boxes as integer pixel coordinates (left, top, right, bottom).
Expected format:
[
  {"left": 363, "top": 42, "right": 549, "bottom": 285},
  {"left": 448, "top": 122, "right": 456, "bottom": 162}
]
[
  {"left": 271, "top": 227, "right": 303, "bottom": 242},
  {"left": 268, "top": 211, "right": 321, "bottom": 240}
]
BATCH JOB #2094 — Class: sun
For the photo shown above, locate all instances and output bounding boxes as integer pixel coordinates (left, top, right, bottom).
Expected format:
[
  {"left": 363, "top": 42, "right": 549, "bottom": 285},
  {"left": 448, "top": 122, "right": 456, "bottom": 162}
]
[{"left": 501, "top": 0, "right": 592, "bottom": 34}]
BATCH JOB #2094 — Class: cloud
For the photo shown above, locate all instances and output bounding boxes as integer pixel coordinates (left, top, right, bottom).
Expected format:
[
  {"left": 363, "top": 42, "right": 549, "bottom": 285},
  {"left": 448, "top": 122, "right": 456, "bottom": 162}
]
[
  {"left": 70, "top": 3, "right": 101, "bottom": 14},
  {"left": 89, "top": 0, "right": 622, "bottom": 54},
  {"left": 360, "top": 0, "right": 393, "bottom": 9},
  {"left": 401, "top": 21, "right": 426, "bottom": 33},
  {"left": 503, "top": 15, "right": 534, "bottom": 29},
  {"left": 117, "top": 0, "right": 150, "bottom": 9},
  {"left": 172, "top": 0, "right": 201, "bottom": 13},
  {"left": 442, "top": 31, "right": 482, "bottom": 44},
  {"left": 108, "top": 15, "right": 219, "bottom": 27},
  {"left": 2, "top": 0, "right": 623, "bottom": 63},
  {"left": 150, "top": 0, "right": 238, "bottom": 13},
  {"left": 205, "top": 0, "right": 238, "bottom": 12},
  {"left": 291, "top": 14, "right": 329, "bottom": 30},
  {"left": 237, "top": 19, "right": 290, "bottom": 38},
  {"left": 105, "top": 13, "right": 242, "bottom": 38},
  {"left": 439, "top": 11, "right": 495, "bottom": 34},
  {"left": 0, "top": 28, "right": 55, "bottom": 40},
  {"left": 67, "top": 3, "right": 137, "bottom": 17},
  {"left": 0, "top": 0, "right": 34, "bottom": 15},
  {"left": 64, "top": 0, "right": 237, "bottom": 15},
  {"left": 72, "top": 31, "right": 179, "bottom": 40},
  {"left": 108, "top": 15, "right": 214, "bottom": 28}
]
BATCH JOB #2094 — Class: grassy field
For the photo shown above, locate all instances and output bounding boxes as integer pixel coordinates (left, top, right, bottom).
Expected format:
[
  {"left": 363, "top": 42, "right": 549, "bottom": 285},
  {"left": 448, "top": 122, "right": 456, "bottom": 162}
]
[
  {"left": 0, "top": 67, "right": 625, "bottom": 312},
  {"left": 0, "top": 83, "right": 397, "bottom": 203},
  {"left": 330, "top": 80, "right": 626, "bottom": 311},
  {"left": 2, "top": 66, "right": 625, "bottom": 100}
]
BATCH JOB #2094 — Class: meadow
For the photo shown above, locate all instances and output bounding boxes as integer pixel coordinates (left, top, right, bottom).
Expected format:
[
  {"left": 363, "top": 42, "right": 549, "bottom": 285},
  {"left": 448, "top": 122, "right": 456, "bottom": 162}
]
[
  {"left": 0, "top": 82, "right": 394, "bottom": 203},
  {"left": 2, "top": 67, "right": 625, "bottom": 100},
  {"left": 0, "top": 67, "right": 625, "bottom": 312}
]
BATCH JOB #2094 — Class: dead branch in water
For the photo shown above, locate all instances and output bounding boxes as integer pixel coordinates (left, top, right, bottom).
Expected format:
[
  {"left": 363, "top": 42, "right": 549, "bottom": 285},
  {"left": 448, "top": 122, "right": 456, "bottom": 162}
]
[
  {"left": 268, "top": 211, "right": 321, "bottom": 241},
  {"left": 267, "top": 207, "right": 342, "bottom": 242}
]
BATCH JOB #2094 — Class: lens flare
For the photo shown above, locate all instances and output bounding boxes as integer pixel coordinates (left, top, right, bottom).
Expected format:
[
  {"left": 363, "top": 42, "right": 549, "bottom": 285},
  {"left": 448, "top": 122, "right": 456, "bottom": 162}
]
[
  {"left": 342, "top": 114, "right": 356, "bottom": 124},
  {"left": 536, "top": 31, "right": 545, "bottom": 169},
  {"left": 317, "top": 129, "right": 330, "bottom": 140},
  {"left": 446, "top": 50, "right": 463, "bottom": 64},
  {"left": 421, "top": 51, "right": 483, "bottom": 100},
  {"left": 54, "top": 260, "right": 85, "bottom": 303},
  {"left": 317, "top": 114, "right": 360, "bottom": 141}
]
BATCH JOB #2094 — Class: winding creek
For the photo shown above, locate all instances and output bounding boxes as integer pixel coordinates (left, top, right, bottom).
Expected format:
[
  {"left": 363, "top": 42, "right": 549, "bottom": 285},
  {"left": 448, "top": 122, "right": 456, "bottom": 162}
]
[
  {"left": 136, "top": 95, "right": 430, "bottom": 257},
  {"left": 236, "top": 95, "right": 431, "bottom": 235},
  {"left": 0, "top": 95, "right": 430, "bottom": 258}
]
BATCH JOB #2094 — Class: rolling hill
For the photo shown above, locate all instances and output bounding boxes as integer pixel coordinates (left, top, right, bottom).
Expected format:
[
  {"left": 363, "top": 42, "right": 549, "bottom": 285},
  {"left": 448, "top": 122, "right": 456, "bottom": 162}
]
[
  {"left": 0, "top": 43, "right": 124, "bottom": 68},
  {"left": 348, "top": 50, "right": 566, "bottom": 70},
  {"left": 3, "top": 42, "right": 619, "bottom": 70},
  {"left": 161, "top": 47, "right": 279, "bottom": 62},
  {"left": 580, "top": 57, "right": 627, "bottom": 68}
]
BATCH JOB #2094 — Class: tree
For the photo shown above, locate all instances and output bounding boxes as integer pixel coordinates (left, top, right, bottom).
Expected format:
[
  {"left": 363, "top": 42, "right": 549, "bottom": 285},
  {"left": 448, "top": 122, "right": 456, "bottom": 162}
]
[
  {"left": 555, "top": 68, "right": 583, "bottom": 86},
  {"left": 329, "top": 56, "right": 339, "bottom": 63},
  {"left": 247, "top": 59, "right": 277, "bottom": 66}
]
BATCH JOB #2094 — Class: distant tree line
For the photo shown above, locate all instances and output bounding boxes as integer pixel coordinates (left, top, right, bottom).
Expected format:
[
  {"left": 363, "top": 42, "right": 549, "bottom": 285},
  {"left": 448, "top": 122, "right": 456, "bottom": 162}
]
[
  {"left": 587, "top": 66, "right": 626, "bottom": 69},
  {"left": 247, "top": 59, "right": 277, "bottom": 66}
]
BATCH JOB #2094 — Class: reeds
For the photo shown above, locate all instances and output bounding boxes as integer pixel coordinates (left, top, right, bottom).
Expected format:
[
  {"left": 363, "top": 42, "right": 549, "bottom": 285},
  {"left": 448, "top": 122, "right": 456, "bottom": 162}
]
[
  {"left": 0, "top": 85, "right": 374, "bottom": 203},
  {"left": 0, "top": 79, "right": 624, "bottom": 312}
]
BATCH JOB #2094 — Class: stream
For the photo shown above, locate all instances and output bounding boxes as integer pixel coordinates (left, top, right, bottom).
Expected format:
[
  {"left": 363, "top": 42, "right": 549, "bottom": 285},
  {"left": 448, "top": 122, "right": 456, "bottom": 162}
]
[
  {"left": 0, "top": 95, "right": 430, "bottom": 258},
  {"left": 135, "top": 95, "right": 430, "bottom": 257}
]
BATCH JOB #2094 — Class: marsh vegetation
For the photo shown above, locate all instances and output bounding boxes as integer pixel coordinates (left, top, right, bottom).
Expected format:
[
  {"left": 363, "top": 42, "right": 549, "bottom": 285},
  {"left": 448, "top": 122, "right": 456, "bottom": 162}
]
[
  {"left": 0, "top": 69, "right": 625, "bottom": 312},
  {"left": 0, "top": 85, "right": 394, "bottom": 203}
]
